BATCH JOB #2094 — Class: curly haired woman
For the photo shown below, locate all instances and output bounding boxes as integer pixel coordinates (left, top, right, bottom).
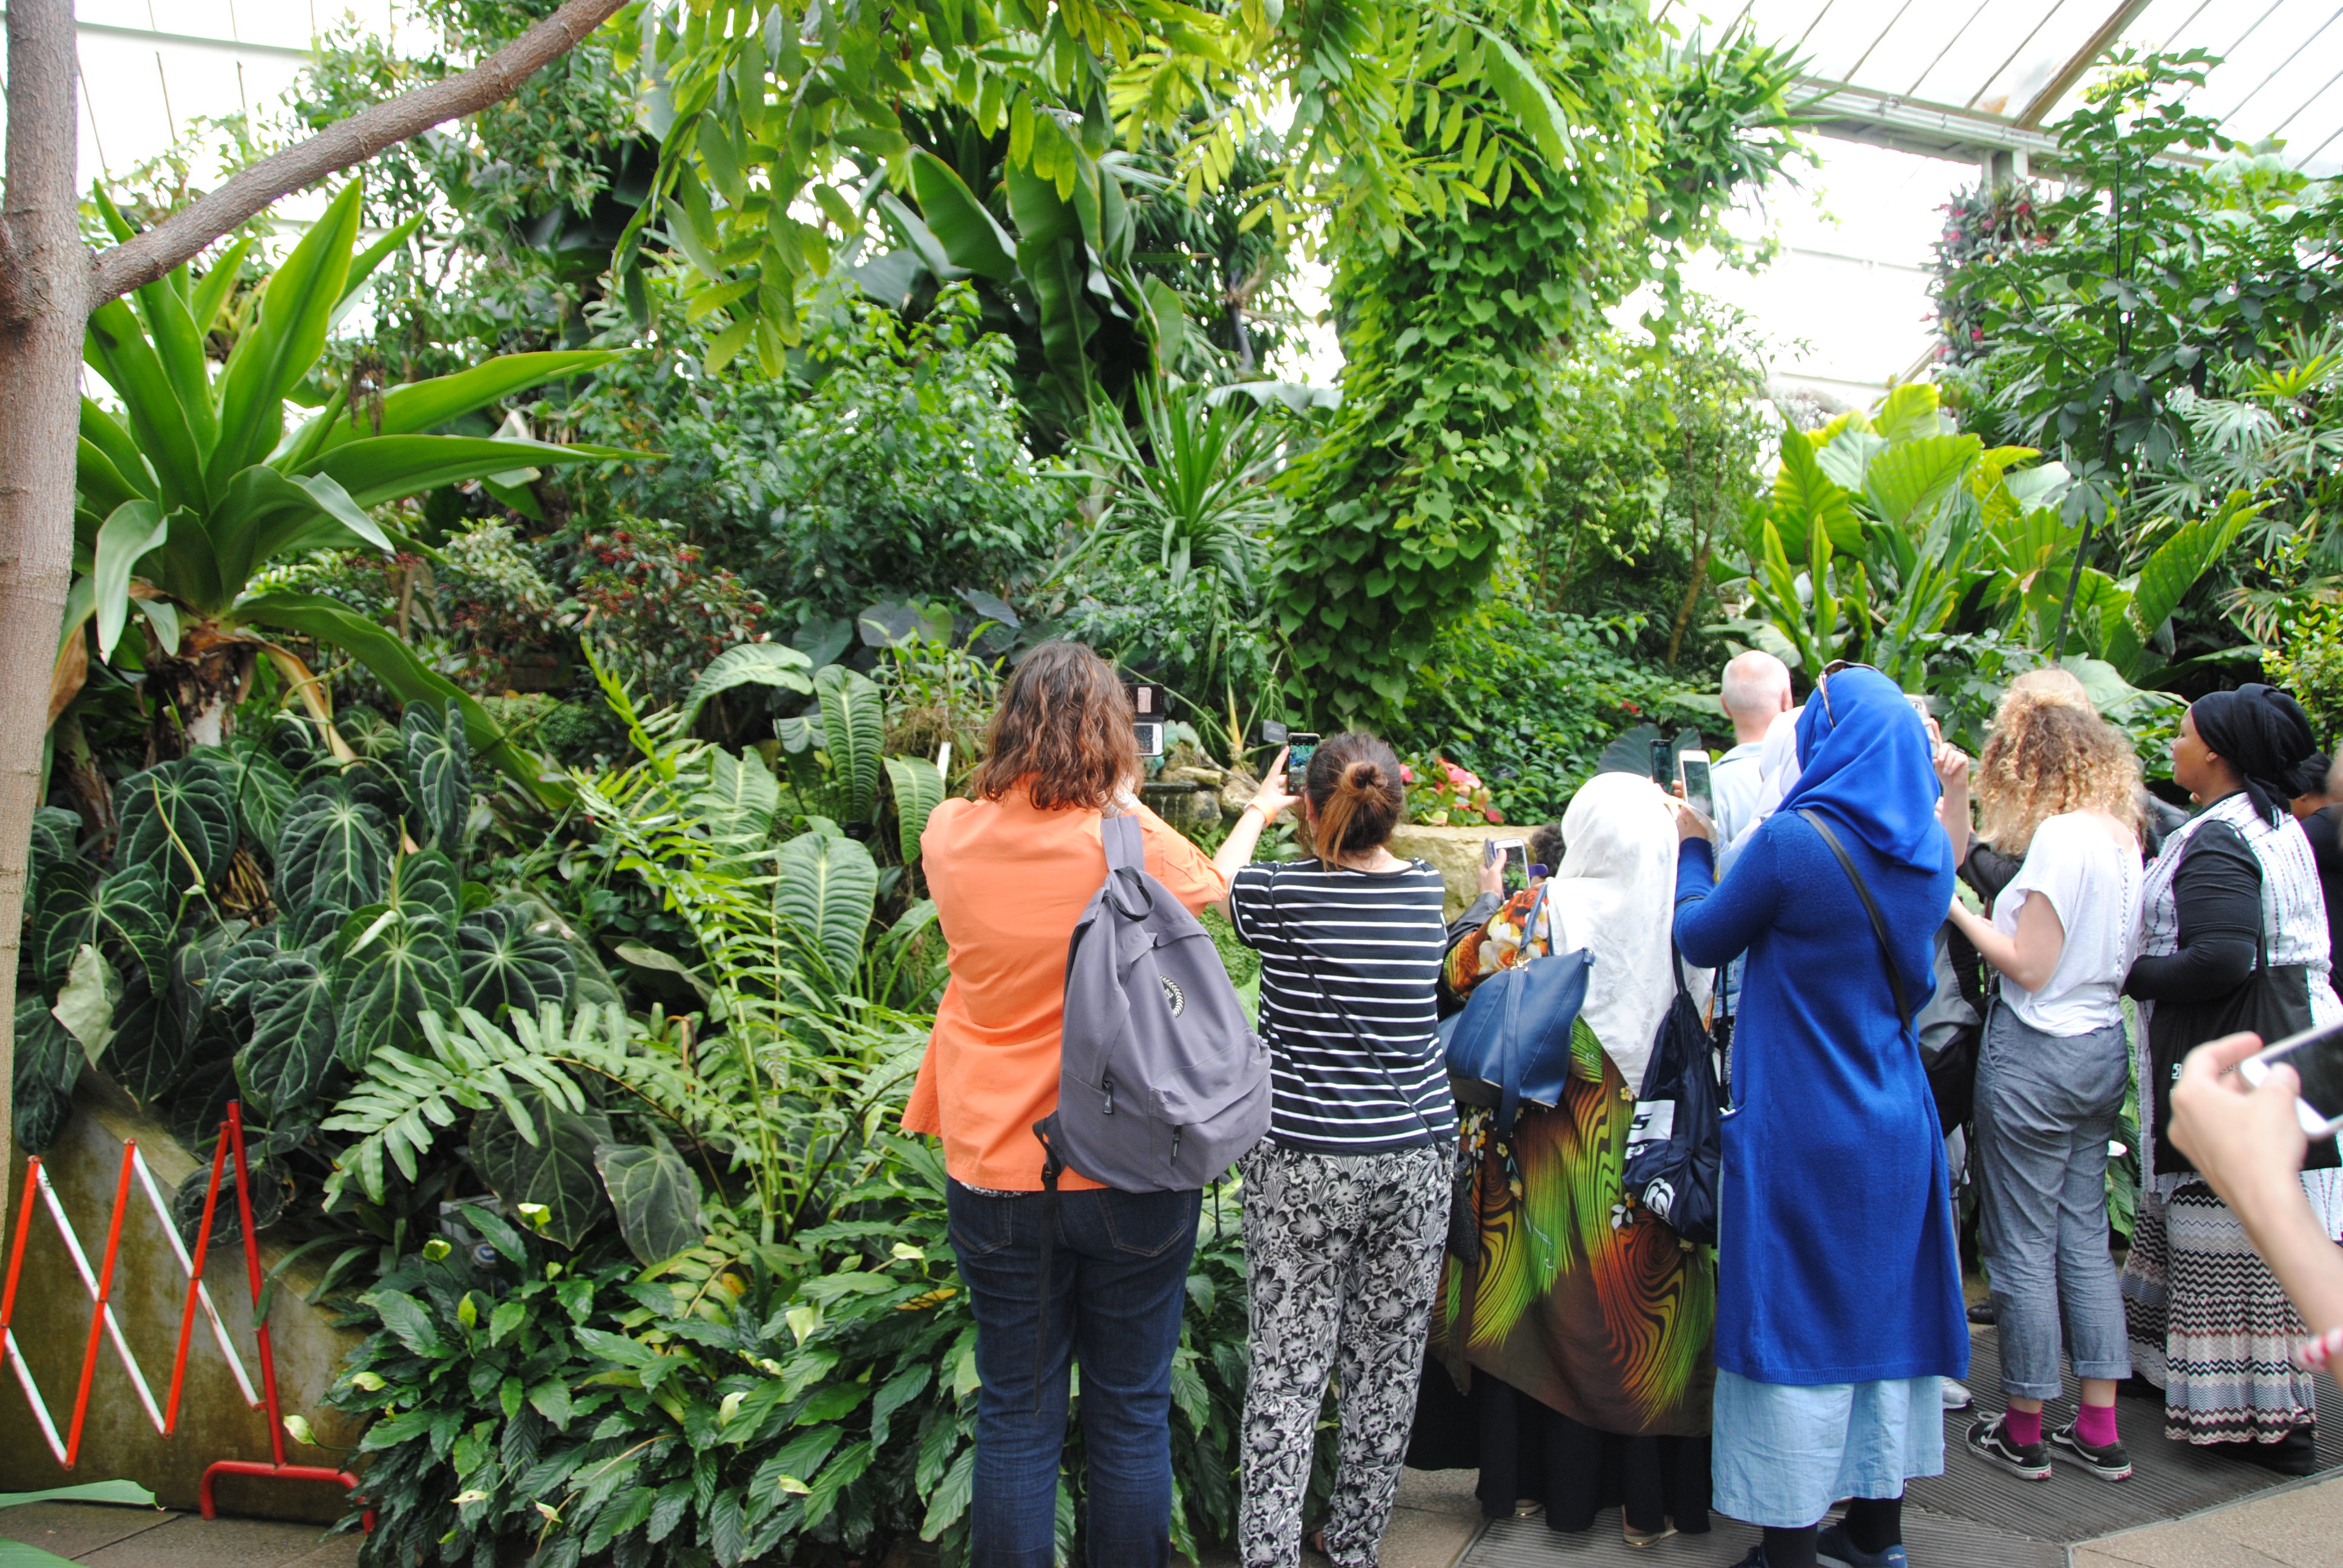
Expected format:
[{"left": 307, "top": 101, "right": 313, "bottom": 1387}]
[{"left": 1942, "top": 688, "right": 2146, "bottom": 1486}]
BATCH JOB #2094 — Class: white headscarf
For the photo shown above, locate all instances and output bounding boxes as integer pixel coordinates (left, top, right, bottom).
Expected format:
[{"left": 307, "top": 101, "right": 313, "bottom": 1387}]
[
  {"left": 1750, "top": 704, "right": 1806, "bottom": 822},
  {"left": 1538, "top": 771, "right": 1712, "bottom": 1089}
]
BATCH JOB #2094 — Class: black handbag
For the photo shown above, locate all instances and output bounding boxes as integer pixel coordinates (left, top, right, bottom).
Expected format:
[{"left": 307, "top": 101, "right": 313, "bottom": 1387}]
[
  {"left": 1622, "top": 949, "right": 1722, "bottom": 1246},
  {"left": 2148, "top": 944, "right": 2331, "bottom": 1176}
]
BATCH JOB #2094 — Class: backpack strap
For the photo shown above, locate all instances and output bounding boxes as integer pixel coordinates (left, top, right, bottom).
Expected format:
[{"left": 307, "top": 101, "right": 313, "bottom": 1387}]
[{"left": 1797, "top": 809, "right": 1912, "bottom": 1034}]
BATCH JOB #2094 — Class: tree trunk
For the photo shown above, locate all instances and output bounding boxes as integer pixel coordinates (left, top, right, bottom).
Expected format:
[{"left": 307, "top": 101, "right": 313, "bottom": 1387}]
[
  {"left": 0, "top": 0, "right": 87, "bottom": 1211},
  {"left": 1666, "top": 509, "right": 1715, "bottom": 668}
]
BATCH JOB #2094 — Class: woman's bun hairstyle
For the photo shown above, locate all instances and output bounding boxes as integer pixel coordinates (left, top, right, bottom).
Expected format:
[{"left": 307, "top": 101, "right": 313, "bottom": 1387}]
[{"left": 1306, "top": 732, "right": 1407, "bottom": 860}]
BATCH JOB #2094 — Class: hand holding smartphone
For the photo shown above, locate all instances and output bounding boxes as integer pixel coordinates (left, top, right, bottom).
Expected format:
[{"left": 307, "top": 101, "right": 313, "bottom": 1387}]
[{"left": 2238, "top": 1022, "right": 2343, "bottom": 1139}]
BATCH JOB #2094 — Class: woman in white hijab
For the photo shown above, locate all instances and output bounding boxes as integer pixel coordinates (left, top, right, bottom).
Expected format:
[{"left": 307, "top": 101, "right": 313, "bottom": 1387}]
[{"left": 1417, "top": 772, "right": 1718, "bottom": 1547}]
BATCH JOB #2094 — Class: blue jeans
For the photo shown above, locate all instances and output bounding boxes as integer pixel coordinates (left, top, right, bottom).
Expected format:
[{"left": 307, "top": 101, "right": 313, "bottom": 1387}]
[
  {"left": 1974, "top": 1005, "right": 2134, "bottom": 1400},
  {"left": 948, "top": 1180, "right": 1202, "bottom": 1568}
]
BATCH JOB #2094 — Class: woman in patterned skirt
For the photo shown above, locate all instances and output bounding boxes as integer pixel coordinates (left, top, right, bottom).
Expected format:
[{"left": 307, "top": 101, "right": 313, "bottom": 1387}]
[
  {"left": 2122, "top": 685, "right": 2342, "bottom": 1472},
  {"left": 1427, "top": 770, "right": 1717, "bottom": 1547}
]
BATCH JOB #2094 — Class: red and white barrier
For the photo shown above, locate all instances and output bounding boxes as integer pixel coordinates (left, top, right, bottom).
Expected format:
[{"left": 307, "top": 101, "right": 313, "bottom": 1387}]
[{"left": 1, "top": 1102, "right": 369, "bottom": 1531}]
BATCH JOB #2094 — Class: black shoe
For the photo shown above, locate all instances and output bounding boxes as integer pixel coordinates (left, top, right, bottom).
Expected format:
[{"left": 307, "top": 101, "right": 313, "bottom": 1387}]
[
  {"left": 1966, "top": 1298, "right": 1999, "bottom": 1325},
  {"left": 2048, "top": 1420, "right": 2134, "bottom": 1481},
  {"left": 2210, "top": 1428, "right": 2321, "bottom": 1476},
  {"left": 1967, "top": 1413, "right": 2052, "bottom": 1480},
  {"left": 1817, "top": 1521, "right": 1909, "bottom": 1567}
]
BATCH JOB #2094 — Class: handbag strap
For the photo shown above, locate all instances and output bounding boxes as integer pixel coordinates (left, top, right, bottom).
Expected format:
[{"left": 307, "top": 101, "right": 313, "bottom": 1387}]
[{"left": 1797, "top": 809, "right": 1912, "bottom": 1034}]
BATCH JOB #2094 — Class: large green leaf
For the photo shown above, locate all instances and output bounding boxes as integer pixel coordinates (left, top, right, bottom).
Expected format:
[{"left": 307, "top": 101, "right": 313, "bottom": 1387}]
[
  {"left": 698, "top": 748, "right": 779, "bottom": 844},
  {"left": 401, "top": 699, "right": 473, "bottom": 850},
  {"left": 457, "top": 904, "right": 577, "bottom": 1022},
  {"left": 211, "top": 180, "right": 362, "bottom": 486},
  {"left": 102, "top": 969, "right": 186, "bottom": 1108},
  {"left": 36, "top": 866, "right": 170, "bottom": 985},
  {"left": 1863, "top": 433, "right": 1980, "bottom": 531},
  {"left": 774, "top": 830, "right": 878, "bottom": 983},
  {"left": 28, "top": 806, "right": 81, "bottom": 891},
  {"left": 1870, "top": 382, "right": 1943, "bottom": 442},
  {"left": 234, "top": 592, "right": 554, "bottom": 802},
  {"left": 2103, "top": 492, "right": 2261, "bottom": 679},
  {"left": 288, "top": 351, "right": 626, "bottom": 461},
  {"left": 212, "top": 466, "right": 393, "bottom": 592},
  {"left": 77, "top": 436, "right": 146, "bottom": 517},
  {"left": 1006, "top": 163, "right": 1093, "bottom": 405},
  {"left": 189, "top": 237, "right": 253, "bottom": 337},
  {"left": 1774, "top": 434, "right": 1864, "bottom": 556},
  {"left": 236, "top": 950, "right": 341, "bottom": 1120},
  {"left": 593, "top": 1140, "right": 703, "bottom": 1267},
  {"left": 815, "top": 664, "right": 885, "bottom": 822},
  {"left": 275, "top": 779, "right": 393, "bottom": 916},
  {"left": 190, "top": 742, "right": 297, "bottom": 855},
  {"left": 135, "top": 263, "right": 218, "bottom": 453},
  {"left": 12, "top": 997, "right": 85, "bottom": 1156},
  {"left": 91, "top": 500, "right": 172, "bottom": 661},
  {"left": 300, "top": 434, "right": 632, "bottom": 508},
  {"left": 387, "top": 848, "right": 462, "bottom": 929},
  {"left": 115, "top": 759, "right": 238, "bottom": 891},
  {"left": 675, "top": 642, "right": 814, "bottom": 732},
  {"left": 84, "top": 297, "right": 208, "bottom": 511},
  {"left": 334, "top": 907, "right": 458, "bottom": 1069},
  {"left": 883, "top": 756, "right": 946, "bottom": 864},
  {"left": 1476, "top": 28, "right": 1576, "bottom": 168},
  {"left": 80, "top": 396, "right": 154, "bottom": 500},
  {"left": 470, "top": 1087, "right": 613, "bottom": 1249},
  {"left": 908, "top": 152, "right": 1018, "bottom": 280}
]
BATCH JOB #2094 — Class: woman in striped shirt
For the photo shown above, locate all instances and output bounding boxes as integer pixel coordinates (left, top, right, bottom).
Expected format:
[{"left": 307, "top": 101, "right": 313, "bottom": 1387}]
[{"left": 1211, "top": 731, "right": 1453, "bottom": 1568}]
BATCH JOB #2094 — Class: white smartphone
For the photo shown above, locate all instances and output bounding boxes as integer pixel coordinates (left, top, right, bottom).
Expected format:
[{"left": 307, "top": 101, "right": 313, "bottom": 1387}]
[
  {"left": 1485, "top": 836, "right": 1530, "bottom": 895},
  {"left": 2237, "top": 1022, "right": 2343, "bottom": 1138},
  {"left": 1676, "top": 750, "right": 1714, "bottom": 822}
]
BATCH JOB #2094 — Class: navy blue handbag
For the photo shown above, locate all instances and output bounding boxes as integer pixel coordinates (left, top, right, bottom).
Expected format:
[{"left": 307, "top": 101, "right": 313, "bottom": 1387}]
[
  {"left": 1621, "top": 949, "right": 1722, "bottom": 1246},
  {"left": 1440, "top": 884, "right": 1594, "bottom": 1138}
]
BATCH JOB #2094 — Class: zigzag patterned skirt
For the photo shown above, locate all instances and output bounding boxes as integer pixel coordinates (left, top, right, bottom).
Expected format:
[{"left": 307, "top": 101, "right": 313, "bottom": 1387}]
[{"left": 2121, "top": 1183, "right": 2317, "bottom": 1444}]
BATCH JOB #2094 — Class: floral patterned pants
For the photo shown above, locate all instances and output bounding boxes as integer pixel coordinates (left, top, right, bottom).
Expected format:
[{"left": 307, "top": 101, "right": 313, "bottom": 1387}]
[{"left": 1237, "top": 1140, "right": 1450, "bottom": 1568}]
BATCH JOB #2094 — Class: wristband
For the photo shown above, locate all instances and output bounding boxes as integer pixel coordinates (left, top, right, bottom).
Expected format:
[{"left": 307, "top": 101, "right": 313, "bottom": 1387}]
[{"left": 2294, "top": 1326, "right": 2343, "bottom": 1371}]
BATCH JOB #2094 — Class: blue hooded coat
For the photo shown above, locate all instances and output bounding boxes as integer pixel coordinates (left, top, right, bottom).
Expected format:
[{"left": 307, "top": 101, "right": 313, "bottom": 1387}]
[{"left": 1671, "top": 667, "right": 1970, "bottom": 1384}]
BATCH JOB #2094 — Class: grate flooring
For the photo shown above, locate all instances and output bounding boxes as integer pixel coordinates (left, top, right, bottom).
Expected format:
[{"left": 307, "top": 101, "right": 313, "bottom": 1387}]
[{"left": 1455, "top": 1327, "right": 2342, "bottom": 1567}]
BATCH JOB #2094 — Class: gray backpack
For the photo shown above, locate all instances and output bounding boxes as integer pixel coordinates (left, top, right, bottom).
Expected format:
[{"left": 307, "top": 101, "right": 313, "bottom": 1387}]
[{"left": 1034, "top": 812, "right": 1270, "bottom": 1192}]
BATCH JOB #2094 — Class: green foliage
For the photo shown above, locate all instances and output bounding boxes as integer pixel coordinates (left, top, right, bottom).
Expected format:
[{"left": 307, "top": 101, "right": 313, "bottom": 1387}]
[
  {"left": 70, "top": 178, "right": 630, "bottom": 791},
  {"left": 1400, "top": 599, "right": 1685, "bottom": 822},
  {"left": 1271, "top": 25, "right": 1800, "bottom": 720},
  {"left": 2268, "top": 603, "right": 2343, "bottom": 748},
  {"left": 331, "top": 1151, "right": 1267, "bottom": 1567}
]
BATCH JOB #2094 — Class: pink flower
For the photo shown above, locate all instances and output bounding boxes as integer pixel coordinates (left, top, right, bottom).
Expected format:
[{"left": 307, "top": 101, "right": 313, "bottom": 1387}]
[{"left": 1400, "top": 765, "right": 1416, "bottom": 784}]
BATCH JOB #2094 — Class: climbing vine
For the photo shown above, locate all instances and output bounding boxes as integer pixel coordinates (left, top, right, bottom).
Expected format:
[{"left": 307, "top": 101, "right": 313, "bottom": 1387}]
[{"left": 1270, "top": 22, "right": 1800, "bottom": 721}]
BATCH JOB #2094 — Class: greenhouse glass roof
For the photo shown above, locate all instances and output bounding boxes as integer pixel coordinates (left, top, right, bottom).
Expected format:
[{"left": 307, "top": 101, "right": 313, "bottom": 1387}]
[{"left": 1674, "top": 0, "right": 2343, "bottom": 177}]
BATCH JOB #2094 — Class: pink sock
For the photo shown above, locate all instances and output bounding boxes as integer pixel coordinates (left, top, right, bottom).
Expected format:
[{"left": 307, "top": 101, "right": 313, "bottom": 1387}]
[
  {"left": 2004, "top": 1408, "right": 2043, "bottom": 1447},
  {"left": 2076, "top": 1402, "right": 2119, "bottom": 1448}
]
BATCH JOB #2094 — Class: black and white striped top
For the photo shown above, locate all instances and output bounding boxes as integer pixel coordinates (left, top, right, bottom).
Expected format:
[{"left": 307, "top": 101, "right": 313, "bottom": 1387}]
[{"left": 1227, "top": 858, "right": 1455, "bottom": 1155}]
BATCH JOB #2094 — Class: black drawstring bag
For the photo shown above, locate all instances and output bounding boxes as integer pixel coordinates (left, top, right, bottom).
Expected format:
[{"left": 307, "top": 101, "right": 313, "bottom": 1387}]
[{"left": 1622, "top": 948, "right": 1722, "bottom": 1247}]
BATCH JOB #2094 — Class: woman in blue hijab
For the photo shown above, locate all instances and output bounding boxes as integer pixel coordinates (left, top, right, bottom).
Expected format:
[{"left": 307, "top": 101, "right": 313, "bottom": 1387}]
[{"left": 1673, "top": 665, "right": 1968, "bottom": 1568}]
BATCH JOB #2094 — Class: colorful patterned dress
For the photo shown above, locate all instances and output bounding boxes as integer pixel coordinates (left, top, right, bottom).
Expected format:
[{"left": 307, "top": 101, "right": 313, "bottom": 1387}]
[{"left": 1428, "top": 890, "right": 1717, "bottom": 1442}]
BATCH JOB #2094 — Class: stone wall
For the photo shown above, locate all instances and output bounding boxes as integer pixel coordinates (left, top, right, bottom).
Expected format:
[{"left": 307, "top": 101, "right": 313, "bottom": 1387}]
[
  {"left": 0, "top": 1077, "right": 366, "bottom": 1521},
  {"left": 1387, "top": 823, "right": 1518, "bottom": 920}
]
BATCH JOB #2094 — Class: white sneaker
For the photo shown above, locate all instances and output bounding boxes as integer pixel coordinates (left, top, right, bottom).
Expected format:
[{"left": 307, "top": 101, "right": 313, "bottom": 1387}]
[{"left": 1941, "top": 1380, "right": 1973, "bottom": 1411}]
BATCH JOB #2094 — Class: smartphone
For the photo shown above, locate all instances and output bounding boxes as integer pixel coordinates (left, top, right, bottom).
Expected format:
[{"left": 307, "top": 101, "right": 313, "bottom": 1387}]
[
  {"left": 1256, "top": 720, "right": 1289, "bottom": 748},
  {"left": 1648, "top": 737, "right": 1672, "bottom": 786},
  {"left": 1134, "top": 720, "right": 1165, "bottom": 757},
  {"left": 1906, "top": 691, "right": 1942, "bottom": 746},
  {"left": 2238, "top": 1022, "right": 2343, "bottom": 1138},
  {"left": 1286, "top": 731, "right": 1320, "bottom": 773},
  {"left": 1487, "top": 837, "right": 1529, "bottom": 894},
  {"left": 1677, "top": 750, "right": 1714, "bottom": 820}
]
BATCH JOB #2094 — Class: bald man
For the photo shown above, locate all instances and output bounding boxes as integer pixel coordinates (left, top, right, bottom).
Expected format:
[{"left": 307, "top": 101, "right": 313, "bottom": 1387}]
[{"left": 1712, "top": 650, "right": 1792, "bottom": 851}]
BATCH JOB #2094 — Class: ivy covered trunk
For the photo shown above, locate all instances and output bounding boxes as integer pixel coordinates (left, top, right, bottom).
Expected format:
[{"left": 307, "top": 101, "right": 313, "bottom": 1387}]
[{"left": 0, "top": 0, "right": 89, "bottom": 1193}]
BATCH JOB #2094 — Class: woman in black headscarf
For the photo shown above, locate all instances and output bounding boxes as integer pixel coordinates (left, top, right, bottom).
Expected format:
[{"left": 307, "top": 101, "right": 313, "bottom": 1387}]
[{"left": 2121, "top": 685, "right": 2342, "bottom": 1472}]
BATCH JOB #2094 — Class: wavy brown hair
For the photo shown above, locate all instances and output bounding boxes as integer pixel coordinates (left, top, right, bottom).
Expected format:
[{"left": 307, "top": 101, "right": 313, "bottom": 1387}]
[
  {"left": 1975, "top": 689, "right": 2142, "bottom": 855},
  {"left": 1305, "top": 732, "right": 1407, "bottom": 862},
  {"left": 971, "top": 641, "right": 1139, "bottom": 811}
]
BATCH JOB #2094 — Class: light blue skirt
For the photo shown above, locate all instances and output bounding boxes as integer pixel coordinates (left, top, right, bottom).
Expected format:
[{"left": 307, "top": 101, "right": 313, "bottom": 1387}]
[{"left": 1711, "top": 1369, "right": 1945, "bottom": 1527}]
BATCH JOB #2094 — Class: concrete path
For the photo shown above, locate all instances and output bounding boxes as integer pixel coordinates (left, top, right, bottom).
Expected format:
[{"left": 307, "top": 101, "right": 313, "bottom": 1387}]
[{"left": 5, "top": 1469, "right": 2338, "bottom": 1566}]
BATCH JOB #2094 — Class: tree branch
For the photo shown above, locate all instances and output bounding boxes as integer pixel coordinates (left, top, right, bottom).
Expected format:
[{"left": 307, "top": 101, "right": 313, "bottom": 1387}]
[{"left": 85, "top": 0, "right": 629, "bottom": 308}]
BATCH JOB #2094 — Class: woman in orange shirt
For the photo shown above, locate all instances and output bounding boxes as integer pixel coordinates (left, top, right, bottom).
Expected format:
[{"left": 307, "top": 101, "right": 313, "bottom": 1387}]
[{"left": 905, "top": 641, "right": 1285, "bottom": 1567}]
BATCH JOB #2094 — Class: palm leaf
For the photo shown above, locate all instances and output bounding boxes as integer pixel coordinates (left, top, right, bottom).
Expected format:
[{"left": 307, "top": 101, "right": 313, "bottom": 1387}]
[{"left": 774, "top": 830, "right": 879, "bottom": 984}]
